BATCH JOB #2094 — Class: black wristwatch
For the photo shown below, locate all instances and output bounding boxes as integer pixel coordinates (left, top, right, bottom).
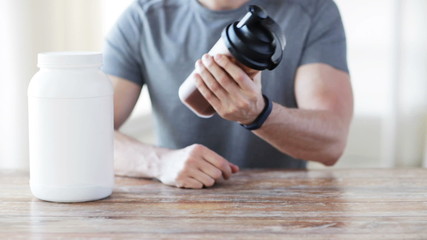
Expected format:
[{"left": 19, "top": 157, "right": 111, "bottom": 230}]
[{"left": 240, "top": 94, "right": 273, "bottom": 131}]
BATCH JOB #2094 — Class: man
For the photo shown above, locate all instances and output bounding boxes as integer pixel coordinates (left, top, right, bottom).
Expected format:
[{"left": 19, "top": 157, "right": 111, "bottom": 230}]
[{"left": 103, "top": 0, "right": 353, "bottom": 189}]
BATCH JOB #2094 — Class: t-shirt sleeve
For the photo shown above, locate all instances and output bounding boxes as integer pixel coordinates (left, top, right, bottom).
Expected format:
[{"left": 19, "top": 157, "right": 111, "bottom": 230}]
[
  {"left": 102, "top": 2, "right": 145, "bottom": 86},
  {"left": 298, "top": 0, "right": 348, "bottom": 73}
]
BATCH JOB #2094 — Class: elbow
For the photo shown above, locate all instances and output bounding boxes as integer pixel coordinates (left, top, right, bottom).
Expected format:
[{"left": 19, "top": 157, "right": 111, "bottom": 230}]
[
  {"left": 114, "top": 118, "right": 123, "bottom": 130},
  {"left": 320, "top": 139, "right": 347, "bottom": 166},
  {"left": 289, "top": 149, "right": 341, "bottom": 167},
  {"left": 290, "top": 138, "right": 346, "bottom": 167},
  {"left": 322, "top": 156, "right": 339, "bottom": 167}
]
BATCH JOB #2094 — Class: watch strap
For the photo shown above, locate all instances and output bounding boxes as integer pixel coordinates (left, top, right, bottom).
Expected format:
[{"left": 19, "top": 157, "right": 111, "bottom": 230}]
[{"left": 240, "top": 94, "right": 272, "bottom": 130}]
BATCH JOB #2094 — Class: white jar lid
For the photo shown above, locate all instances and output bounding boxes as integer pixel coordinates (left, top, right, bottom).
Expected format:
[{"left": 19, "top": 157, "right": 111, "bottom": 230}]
[{"left": 38, "top": 52, "right": 102, "bottom": 68}]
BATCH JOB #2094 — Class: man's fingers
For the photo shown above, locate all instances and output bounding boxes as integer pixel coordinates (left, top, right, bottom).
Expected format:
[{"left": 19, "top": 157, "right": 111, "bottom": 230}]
[
  {"left": 230, "top": 163, "right": 240, "bottom": 173},
  {"left": 201, "top": 54, "right": 239, "bottom": 94},
  {"left": 177, "top": 144, "right": 237, "bottom": 189},
  {"left": 194, "top": 73, "right": 222, "bottom": 110},
  {"left": 160, "top": 145, "right": 238, "bottom": 189},
  {"left": 213, "top": 54, "right": 254, "bottom": 91},
  {"left": 189, "top": 168, "right": 216, "bottom": 187},
  {"left": 177, "top": 177, "right": 204, "bottom": 189},
  {"left": 222, "top": 164, "right": 233, "bottom": 180},
  {"left": 198, "top": 159, "right": 228, "bottom": 180},
  {"left": 200, "top": 148, "right": 233, "bottom": 180},
  {"left": 195, "top": 59, "right": 228, "bottom": 99}
]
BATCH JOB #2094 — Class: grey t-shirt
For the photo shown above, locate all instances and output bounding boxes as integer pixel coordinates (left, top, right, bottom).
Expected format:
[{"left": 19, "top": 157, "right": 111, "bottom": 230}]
[{"left": 103, "top": 0, "right": 348, "bottom": 169}]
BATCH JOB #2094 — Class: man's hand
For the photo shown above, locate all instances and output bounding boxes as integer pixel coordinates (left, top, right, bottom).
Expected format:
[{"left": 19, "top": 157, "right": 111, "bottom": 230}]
[
  {"left": 157, "top": 144, "right": 239, "bottom": 189},
  {"left": 194, "top": 54, "right": 264, "bottom": 125}
]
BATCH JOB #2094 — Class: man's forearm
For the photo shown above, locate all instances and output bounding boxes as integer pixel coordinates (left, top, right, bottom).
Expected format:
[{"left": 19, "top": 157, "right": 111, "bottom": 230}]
[
  {"left": 114, "top": 130, "right": 239, "bottom": 188},
  {"left": 114, "top": 131, "right": 167, "bottom": 179},
  {"left": 253, "top": 103, "right": 351, "bottom": 166}
]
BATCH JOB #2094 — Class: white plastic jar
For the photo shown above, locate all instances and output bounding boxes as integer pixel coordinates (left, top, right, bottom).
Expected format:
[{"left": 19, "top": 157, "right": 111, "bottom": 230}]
[{"left": 28, "top": 52, "right": 114, "bottom": 202}]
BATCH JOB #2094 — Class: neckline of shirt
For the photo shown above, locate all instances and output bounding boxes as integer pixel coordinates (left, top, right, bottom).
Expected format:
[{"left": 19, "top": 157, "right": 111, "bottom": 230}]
[{"left": 191, "top": 0, "right": 264, "bottom": 20}]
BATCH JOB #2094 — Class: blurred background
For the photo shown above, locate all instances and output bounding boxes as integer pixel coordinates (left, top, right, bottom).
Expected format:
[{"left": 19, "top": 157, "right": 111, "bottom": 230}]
[{"left": 1, "top": 0, "right": 426, "bottom": 170}]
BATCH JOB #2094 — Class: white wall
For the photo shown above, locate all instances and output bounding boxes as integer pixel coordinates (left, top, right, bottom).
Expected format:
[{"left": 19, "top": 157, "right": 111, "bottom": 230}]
[
  {"left": 396, "top": 0, "right": 427, "bottom": 167},
  {"left": 0, "top": 0, "right": 103, "bottom": 169},
  {"left": 310, "top": 0, "right": 427, "bottom": 169},
  {"left": 0, "top": 1, "right": 33, "bottom": 169}
]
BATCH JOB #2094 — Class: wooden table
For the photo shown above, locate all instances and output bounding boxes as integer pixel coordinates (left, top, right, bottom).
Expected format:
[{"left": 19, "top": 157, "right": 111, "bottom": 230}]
[{"left": 1, "top": 169, "right": 427, "bottom": 239}]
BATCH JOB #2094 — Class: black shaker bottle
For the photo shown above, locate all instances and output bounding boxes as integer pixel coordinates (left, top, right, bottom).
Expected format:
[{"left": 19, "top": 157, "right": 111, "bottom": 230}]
[{"left": 178, "top": 5, "right": 286, "bottom": 118}]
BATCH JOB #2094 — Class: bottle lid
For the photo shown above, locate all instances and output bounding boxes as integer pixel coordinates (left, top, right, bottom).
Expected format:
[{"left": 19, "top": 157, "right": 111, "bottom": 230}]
[
  {"left": 222, "top": 5, "right": 286, "bottom": 70},
  {"left": 38, "top": 52, "right": 102, "bottom": 68}
]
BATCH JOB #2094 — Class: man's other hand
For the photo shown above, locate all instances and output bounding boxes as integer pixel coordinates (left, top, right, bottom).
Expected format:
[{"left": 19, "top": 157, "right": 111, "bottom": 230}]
[{"left": 157, "top": 144, "right": 239, "bottom": 189}]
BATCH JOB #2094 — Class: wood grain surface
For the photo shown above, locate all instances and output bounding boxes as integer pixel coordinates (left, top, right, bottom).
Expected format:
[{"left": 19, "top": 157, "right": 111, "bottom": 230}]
[{"left": 0, "top": 169, "right": 426, "bottom": 239}]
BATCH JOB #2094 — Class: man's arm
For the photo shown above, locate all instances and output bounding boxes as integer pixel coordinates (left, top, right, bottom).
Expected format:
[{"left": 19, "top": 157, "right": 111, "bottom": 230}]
[
  {"left": 111, "top": 76, "right": 162, "bottom": 178},
  {"left": 252, "top": 63, "right": 353, "bottom": 165},
  {"left": 110, "top": 75, "right": 239, "bottom": 188},
  {"left": 195, "top": 55, "right": 353, "bottom": 166}
]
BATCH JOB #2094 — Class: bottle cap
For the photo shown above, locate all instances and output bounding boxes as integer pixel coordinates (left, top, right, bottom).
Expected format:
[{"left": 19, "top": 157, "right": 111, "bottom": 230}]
[
  {"left": 222, "top": 5, "right": 286, "bottom": 70},
  {"left": 38, "top": 52, "right": 102, "bottom": 68}
]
